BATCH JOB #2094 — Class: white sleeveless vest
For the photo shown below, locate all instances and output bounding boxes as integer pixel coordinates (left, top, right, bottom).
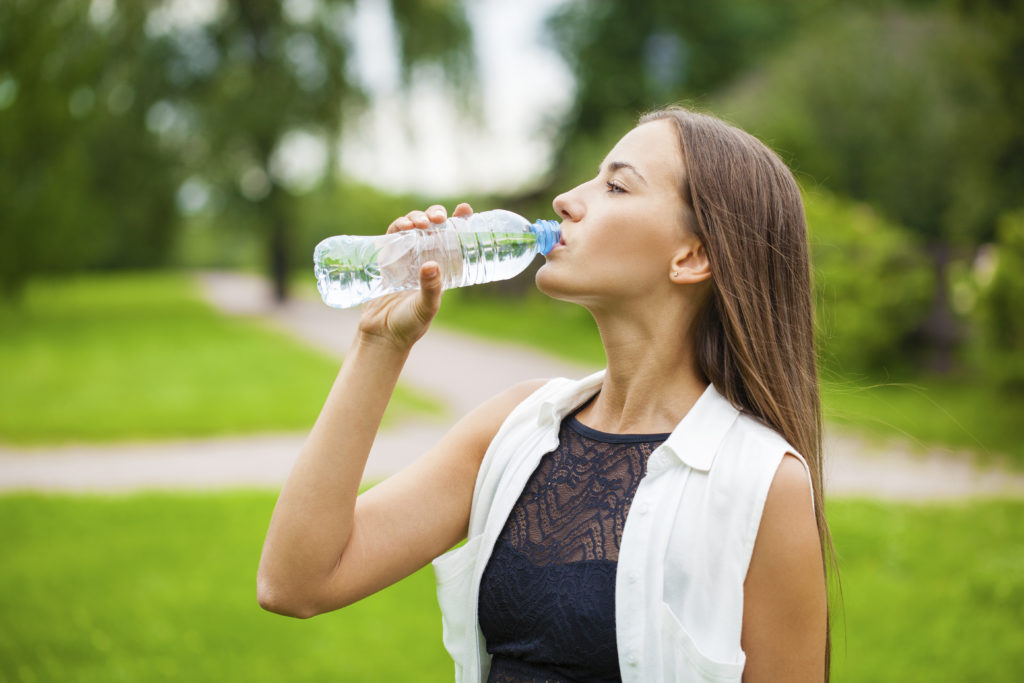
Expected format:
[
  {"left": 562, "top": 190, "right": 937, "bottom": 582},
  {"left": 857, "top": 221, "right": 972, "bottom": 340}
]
[{"left": 432, "top": 370, "right": 812, "bottom": 682}]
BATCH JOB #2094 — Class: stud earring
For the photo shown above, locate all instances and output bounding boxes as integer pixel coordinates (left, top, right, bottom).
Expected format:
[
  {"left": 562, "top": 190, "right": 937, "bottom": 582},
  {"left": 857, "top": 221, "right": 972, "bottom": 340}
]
[{"left": 672, "top": 271, "right": 680, "bottom": 277}]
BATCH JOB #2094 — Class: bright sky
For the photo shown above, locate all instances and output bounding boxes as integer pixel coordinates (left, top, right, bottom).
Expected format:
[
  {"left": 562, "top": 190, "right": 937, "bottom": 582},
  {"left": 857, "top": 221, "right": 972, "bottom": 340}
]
[{"left": 337, "top": 0, "right": 574, "bottom": 197}]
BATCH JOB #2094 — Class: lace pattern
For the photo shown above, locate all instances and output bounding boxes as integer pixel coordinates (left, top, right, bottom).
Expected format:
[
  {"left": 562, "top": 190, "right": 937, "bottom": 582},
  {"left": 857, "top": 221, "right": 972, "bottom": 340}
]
[{"left": 478, "top": 398, "right": 669, "bottom": 682}]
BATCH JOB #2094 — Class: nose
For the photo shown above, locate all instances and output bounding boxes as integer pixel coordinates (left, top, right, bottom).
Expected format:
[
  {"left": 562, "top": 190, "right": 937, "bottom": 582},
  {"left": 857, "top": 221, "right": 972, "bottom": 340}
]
[{"left": 552, "top": 186, "right": 585, "bottom": 222}]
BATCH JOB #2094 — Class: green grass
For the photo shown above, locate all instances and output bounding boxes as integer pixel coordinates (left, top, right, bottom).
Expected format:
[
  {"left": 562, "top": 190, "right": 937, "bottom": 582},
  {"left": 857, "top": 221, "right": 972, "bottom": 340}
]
[
  {"left": 435, "top": 286, "right": 606, "bottom": 367},
  {"left": 829, "top": 499, "right": 1024, "bottom": 681},
  {"left": 820, "top": 374, "right": 1023, "bottom": 465},
  {"left": 0, "top": 491, "right": 451, "bottom": 682},
  {"left": 0, "top": 493, "right": 1020, "bottom": 682},
  {"left": 0, "top": 271, "right": 440, "bottom": 445}
]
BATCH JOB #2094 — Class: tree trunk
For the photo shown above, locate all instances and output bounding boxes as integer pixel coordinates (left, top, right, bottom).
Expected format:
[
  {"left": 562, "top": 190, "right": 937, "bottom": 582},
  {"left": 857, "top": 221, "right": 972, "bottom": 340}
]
[
  {"left": 266, "top": 182, "right": 290, "bottom": 304},
  {"left": 921, "top": 242, "right": 959, "bottom": 374}
]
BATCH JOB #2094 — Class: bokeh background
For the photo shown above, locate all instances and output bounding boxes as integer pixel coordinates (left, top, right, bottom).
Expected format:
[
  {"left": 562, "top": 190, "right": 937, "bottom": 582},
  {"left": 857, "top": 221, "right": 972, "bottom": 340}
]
[{"left": 1, "top": 0, "right": 1022, "bottom": 681}]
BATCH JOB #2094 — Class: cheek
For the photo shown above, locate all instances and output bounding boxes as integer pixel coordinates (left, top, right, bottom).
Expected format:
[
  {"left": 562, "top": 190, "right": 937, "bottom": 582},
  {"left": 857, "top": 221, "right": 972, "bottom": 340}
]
[{"left": 603, "top": 228, "right": 675, "bottom": 273}]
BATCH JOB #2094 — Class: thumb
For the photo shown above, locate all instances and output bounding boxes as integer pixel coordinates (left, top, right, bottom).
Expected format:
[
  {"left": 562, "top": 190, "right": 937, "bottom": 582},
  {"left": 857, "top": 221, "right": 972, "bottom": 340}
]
[{"left": 414, "top": 261, "right": 443, "bottom": 323}]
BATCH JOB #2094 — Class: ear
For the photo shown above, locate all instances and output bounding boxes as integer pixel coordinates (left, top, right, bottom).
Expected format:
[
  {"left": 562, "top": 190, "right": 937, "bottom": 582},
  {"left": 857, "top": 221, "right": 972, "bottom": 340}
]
[{"left": 669, "top": 237, "right": 711, "bottom": 285}]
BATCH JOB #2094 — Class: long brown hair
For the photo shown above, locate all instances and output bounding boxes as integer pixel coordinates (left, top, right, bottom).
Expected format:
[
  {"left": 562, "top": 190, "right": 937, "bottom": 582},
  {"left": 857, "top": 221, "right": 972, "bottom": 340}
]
[{"left": 640, "top": 105, "right": 837, "bottom": 677}]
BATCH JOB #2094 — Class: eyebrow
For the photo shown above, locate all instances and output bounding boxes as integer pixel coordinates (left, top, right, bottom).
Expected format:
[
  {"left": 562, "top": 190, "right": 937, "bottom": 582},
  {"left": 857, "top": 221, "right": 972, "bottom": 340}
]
[{"left": 602, "top": 161, "right": 648, "bottom": 185}]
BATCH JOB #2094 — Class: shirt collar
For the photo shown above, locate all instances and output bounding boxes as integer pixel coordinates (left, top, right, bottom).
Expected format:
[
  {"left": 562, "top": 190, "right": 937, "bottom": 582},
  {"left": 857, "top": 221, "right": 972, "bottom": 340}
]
[
  {"left": 536, "top": 370, "right": 740, "bottom": 473},
  {"left": 660, "top": 383, "right": 740, "bottom": 472},
  {"left": 537, "top": 369, "right": 606, "bottom": 429}
]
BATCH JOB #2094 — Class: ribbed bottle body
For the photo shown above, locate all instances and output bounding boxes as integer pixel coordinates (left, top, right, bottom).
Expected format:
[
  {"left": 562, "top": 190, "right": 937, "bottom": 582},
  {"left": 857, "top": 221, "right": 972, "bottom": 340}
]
[{"left": 313, "top": 210, "right": 559, "bottom": 309}]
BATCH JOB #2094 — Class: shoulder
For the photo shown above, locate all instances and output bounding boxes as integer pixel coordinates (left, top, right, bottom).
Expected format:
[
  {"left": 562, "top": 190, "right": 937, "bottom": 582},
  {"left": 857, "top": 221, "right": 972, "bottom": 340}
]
[
  {"left": 701, "top": 414, "right": 817, "bottom": 561},
  {"left": 759, "top": 454, "right": 817, "bottom": 544},
  {"left": 709, "top": 412, "right": 802, "bottom": 493},
  {"left": 729, "top": 412, "right": 797, "bottom": 455},
  {"left": 453, "top": 378, "right": 552, "bottom": 456},
  {"left": 727, "top": 415, "right": 815, "bottom": 515},
  {"left": 748, "top": 451, "right": 821, "bottom": 608},
  {"left": 478, "top": 377, "right": 552, "bottom": 423},
  {"left": 769, "top": 454, "right": 815, "bottom": 506},
  {"left": 741, "top": 452, "right": 826, "bottom": 677}
]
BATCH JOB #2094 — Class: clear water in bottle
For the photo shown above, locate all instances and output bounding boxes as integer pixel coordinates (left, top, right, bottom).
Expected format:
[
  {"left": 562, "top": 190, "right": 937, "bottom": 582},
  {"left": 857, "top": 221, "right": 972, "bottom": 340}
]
[{"left": 313, "top": 210, "right": 560, "bottom": 309}]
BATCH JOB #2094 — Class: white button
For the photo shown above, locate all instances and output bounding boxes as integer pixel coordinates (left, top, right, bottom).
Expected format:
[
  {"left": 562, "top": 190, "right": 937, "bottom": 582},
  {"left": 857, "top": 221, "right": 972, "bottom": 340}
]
[
  {"left": 638, "top": 503, "right": 650, "bottom": 515},
  {"left": 628, "top": 571, "right": 639, "bottom": 584},
  {"left": 626, "top": 650, "right": 639, "bottom": 666}
]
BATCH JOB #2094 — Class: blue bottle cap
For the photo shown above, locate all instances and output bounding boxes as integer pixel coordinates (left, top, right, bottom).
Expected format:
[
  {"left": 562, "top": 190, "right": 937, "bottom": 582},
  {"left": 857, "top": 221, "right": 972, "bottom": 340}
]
[{"left": 530, "top": 219, "right": 561, "bottom": 255}]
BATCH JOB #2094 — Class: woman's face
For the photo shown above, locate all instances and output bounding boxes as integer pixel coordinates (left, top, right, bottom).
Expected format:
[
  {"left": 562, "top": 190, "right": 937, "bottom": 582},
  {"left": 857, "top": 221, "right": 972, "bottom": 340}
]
[{"left": 537, "top": 119, "right": 696, "bottom": 308}]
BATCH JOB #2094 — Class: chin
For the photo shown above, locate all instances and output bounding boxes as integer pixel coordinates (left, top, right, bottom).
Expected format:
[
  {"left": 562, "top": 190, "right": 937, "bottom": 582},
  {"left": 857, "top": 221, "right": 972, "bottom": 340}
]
[
  {"left": 534, "top": 264, "right": 563, "bottom": 299},
  {"left": 535, "top": 265, "right": 586, "bottom": 305}
]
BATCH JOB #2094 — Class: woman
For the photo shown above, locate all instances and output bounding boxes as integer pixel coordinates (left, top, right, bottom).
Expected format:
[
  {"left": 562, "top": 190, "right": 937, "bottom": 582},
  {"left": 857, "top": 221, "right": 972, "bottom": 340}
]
[{"left": 258, "top": 106, "right": 832, "bottom": 682}]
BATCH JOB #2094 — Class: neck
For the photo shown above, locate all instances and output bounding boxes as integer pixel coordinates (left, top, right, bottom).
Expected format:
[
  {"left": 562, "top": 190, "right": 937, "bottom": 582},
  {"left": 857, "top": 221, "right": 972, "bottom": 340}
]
[{"left": 581, "top": 301, "right": 708, "bottom": 434}]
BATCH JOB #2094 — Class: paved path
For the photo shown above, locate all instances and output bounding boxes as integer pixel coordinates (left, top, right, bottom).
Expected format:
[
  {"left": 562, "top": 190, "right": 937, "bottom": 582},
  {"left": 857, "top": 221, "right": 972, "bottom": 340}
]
[{"left": 2, "top": 270, "right": 1023, "bottom": 500}]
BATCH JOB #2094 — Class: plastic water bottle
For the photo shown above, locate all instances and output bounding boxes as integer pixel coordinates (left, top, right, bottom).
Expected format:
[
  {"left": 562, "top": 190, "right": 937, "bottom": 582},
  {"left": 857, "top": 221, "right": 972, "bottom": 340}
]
[{"left": 313, "top": 209, "right": 561, "bottom": 309}]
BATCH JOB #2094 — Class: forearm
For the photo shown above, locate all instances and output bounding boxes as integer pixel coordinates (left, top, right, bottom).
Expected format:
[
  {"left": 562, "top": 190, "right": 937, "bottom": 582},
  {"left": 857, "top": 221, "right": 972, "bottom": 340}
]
[{"left": 258, "top": 333, "right": 409, "bottom": 614}]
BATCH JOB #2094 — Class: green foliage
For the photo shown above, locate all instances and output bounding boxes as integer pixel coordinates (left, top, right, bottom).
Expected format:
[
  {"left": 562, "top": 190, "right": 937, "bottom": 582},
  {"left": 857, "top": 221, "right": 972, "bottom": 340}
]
[
  {"left": 298, "top": 179, "right": 432, "bottom": 251},
  {"left": 968, "top": 210, "right": 1024, "bottom": 393},
  {"left": 716, "top": 6, "right": 1009, "bottom": 246},
  {"left": 2, "top": 493, "right": 1021, "bottom": 681},
  {"left": 710, "top": 5, "right": 1019, "bottom": 371},
  {"left": 950, "top": 0, "right": 1024, "bottom": 216},
  {"left": 172, "top": 212, "right": 266, "bottom": 271},
  {"left": 390, "top": 0, "right": 476, "bottom": 90},
  {"left": 0, "top": 271, "right": 439, "bottom": 444},
  {"left": 803, "top": 186, "right": 934, "bottom": 374},
  {"left": 545, "top": 0, "right": 823, "bottom": 172},
  {"left": 0, "top": 1, "right": 478, "bottom": 301},
  {"left": 173, "top": 178, "right": 471, "bottom": 272},
  {"left": 0, "top": 0, "right": 181, "bottom": 298},
  {"left": 150, "top": 0, "right": 476, "bottom": 300}
]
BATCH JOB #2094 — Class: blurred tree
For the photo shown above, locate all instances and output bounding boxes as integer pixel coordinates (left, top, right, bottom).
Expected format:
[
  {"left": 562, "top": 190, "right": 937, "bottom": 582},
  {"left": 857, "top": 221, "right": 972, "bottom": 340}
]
[
  {"left": 949, "top": 0, "right": 1024, "bottom": 224},
  {"left": 152, "top": 0, "right": 475, "bottom": 301},
  {"left": 0, "top": 0, "right": 475, "bottom": 303},
  {"left": 950, "top": 0, "right": 1024, "bottom": 391},
  {"left": 969, "top": 210, "right": 1024, "bottom": 394},
  {"left": 541, "top": 0, "right": 832, "bottom": 184},
  {"left": 804, "top": 185, "right": 934, "bottom": 375},
  {"left": 0, "top": 0, "right": 181, "bottom": 299},
  {"left": 715, "top": 7, "right": 1013, "bottom": 372}
]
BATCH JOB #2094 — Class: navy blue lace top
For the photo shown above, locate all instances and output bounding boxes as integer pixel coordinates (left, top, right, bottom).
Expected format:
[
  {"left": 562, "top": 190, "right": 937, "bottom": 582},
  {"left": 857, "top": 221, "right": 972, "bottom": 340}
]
[{"left": 477, "top": 395, "right": 670, "bottom": 682}]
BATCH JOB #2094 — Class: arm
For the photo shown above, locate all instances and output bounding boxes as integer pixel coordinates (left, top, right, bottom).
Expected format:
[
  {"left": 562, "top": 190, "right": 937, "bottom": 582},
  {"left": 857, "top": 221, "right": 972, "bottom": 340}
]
[
  {"left": 256, "top": 202, "right": 546, "bottom": 618},
  {"left": 741, "top": 454, "right": 827, "bottom": 681}
]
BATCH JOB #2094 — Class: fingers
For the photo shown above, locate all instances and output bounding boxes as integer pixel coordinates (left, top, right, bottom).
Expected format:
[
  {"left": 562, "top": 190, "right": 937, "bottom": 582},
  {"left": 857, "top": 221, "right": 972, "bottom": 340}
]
[
  {"left": 386, "top": 203, "right": 472, "bottom": 234},
  {"left": 387, "top": 216, "right": 408, "bottom": 233},
  {"left": 425, "top": 205, "right": 447, "bottom": 224}
]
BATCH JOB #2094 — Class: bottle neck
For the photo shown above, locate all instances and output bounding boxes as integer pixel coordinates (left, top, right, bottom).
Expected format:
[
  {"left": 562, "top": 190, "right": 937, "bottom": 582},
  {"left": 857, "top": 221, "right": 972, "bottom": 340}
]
[{"left": 531, "top": 219, "right": 561, "bottom": 255}]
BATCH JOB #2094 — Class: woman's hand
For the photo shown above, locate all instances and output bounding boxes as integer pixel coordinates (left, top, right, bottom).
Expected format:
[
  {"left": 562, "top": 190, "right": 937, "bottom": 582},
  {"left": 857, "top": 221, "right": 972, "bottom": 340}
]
[{"left": 357, "top": 202, "right": 474, "bottom": 353}]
